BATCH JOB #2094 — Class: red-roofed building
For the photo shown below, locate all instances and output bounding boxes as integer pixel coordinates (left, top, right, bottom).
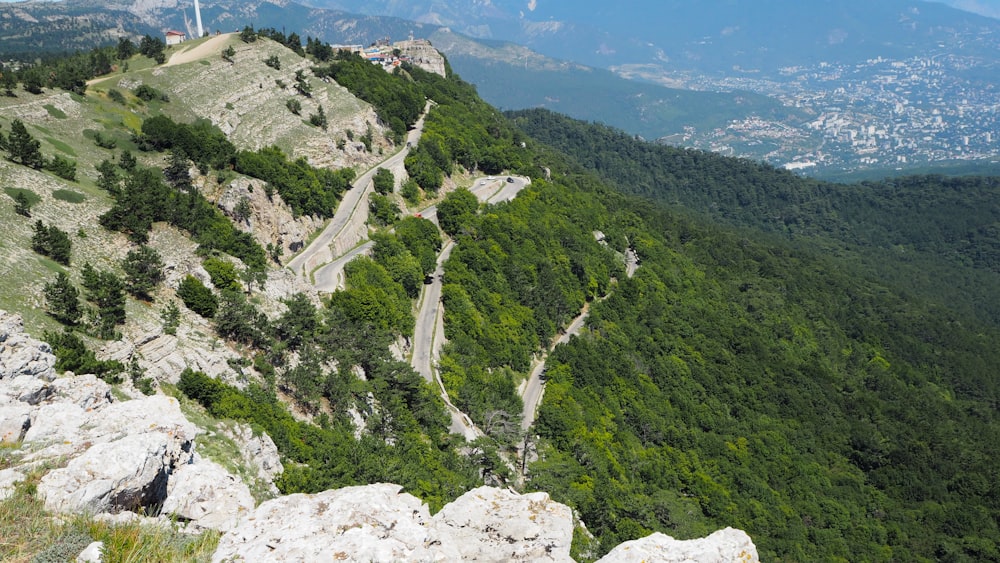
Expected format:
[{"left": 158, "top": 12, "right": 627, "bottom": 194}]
[{"left": 165, "top": 31, "right": 186, "bottom": 46}]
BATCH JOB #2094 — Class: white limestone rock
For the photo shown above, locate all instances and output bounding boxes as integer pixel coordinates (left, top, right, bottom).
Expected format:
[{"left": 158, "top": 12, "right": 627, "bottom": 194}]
[
  {"left": 428, "top": 486, "right": 574, "bottom": 562},
  {"left": 38, "top": 431, "right": 188, "bottom": 515},
  {"left": 76, "top": 541, "right": 104, "bottom": 563},
  {"left": 50, "top": 374, "right": 113, "bottom": 411},
  {"left": 0, "top": 311, "right": 56, "bottom": 381},
  {"left": 596, "top": 528, "right": 760, "bottom": 563},
  {"left": 219, "top": 422, "right": 283, "bottom": 495},
  {"left": 0, "top": 468, "right": 25, "bottom": 501},
  {"left": 163, "top": 459, "right": 255, "bottom": 532},
  {"left": 212, "top": 483, "right": 432, "bottom": 562},
  {"left": 0, "top": 403, "right": 31, "bottom": 444},
  {"left": 1, "top": 374, "right": 53, "bottom": 405}
]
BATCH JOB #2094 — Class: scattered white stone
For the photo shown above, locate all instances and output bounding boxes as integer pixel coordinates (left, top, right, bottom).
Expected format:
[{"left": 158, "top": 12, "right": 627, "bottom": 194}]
[
  {"left": 76, "top": 541, "right": 104, "bottom": 563},
  {"left": 0, "top": 468, "right": 25, "bottom": 501},
  {"left": 596, "top": 528, "right": 760, "bottom": 563}
]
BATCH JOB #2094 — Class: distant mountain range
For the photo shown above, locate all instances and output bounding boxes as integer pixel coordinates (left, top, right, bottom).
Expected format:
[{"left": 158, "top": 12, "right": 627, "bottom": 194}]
[
  {"left": 3, "top": 0, "right": 999, "bottom": 176},
  {"left": 302, "top": 0, "right": 1000, "bottom": 75}
]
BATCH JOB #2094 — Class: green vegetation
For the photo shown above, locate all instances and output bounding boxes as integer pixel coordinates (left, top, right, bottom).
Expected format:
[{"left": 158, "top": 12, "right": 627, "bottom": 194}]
[
  {"left": 51, "top": 189, "right": 85, "bottom": 203},
  {"left": 0, "top": 30, "right": 997, "bottom": 563},
  {"left": 31, "top": 220, "right": 72, "bottom": 265},
  {"left": 0, "top": 473, "right": 218, "bottom": 562},
  {"left": 177, "top": 275, "right": 218, "bottom": 319},
  {"left": 510, "top": 108, "right": 1000, "bottom": 327}
]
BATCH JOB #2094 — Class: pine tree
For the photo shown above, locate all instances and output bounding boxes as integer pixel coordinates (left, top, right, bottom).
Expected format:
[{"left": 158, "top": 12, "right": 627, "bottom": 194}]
[
  {"left": 6, "top": 119, "right": 43, "bottom": 169},
  {"left": 123, "top": 245, "right": 165, "bottom": 299},
  {"left": 43, "top": 272, "right": 82, "bottom": 325},
  {"left": 13, "top": 191, "right": 31, "bottom": 217}
]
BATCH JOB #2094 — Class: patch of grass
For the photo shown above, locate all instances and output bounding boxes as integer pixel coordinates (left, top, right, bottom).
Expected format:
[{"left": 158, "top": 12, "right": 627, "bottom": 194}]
[
  {"left": 42, "top": 104, "right": 67, "bottom": 119},
  {"left": 44, "top": 137, "right": 76, "bottom": 156},
  {"left": 3, "top": 187, "right": 41, "bottom": 208},
  {"left": 0, "top": 475, "right": 220, "bottom": 563},
  {"left": 200, "top": 60, "right": 211, "bottom": 66},
  {"left": 52, "top": 189, "right": 85, "bottom": 204}
]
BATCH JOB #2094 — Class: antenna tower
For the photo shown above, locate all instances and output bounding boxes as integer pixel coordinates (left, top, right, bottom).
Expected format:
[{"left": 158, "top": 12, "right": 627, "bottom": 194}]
[{"left": 194, "top": 0, "right": 204, "bottom": 38}]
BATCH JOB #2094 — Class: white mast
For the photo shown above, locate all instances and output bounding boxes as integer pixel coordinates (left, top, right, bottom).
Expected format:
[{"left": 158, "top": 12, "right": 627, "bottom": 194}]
[{"left": 194, "top": 0, "right": 204, "bottom": 38}]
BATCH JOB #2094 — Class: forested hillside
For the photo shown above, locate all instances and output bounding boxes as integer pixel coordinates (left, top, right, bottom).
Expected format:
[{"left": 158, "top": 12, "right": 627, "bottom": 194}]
[
  {"left": 508, "top": 108, "right": 1000, "bottom": 328},
  {"left": 0, "top": 29, "right": 998, "bottom": 563}
]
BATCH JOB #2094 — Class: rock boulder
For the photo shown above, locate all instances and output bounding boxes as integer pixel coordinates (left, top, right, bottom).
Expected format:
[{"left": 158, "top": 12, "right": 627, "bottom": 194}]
[{"left": 596, "top": 528, "right": 759, "bottom": 563}]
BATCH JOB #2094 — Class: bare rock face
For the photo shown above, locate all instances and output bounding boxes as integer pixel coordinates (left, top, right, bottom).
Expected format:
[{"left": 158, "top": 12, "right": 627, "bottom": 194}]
[
  {"left": 429, "top": 486, "right": 574, "bottom": 562},
  {"left": 0, "top": 311, "right": 56, "bottom": 381},
  {"left": 0, "top": 310, "right": 260, "bottom": 531},
  {"left": 162, "top": 459, "right": 255, "bottom": 532},
  {"left": 596, "top": 528, "right": 760, "bottom": 563},
  {"left": 213, "top": 484, "right": 575, "bottom": 562},
  {"left": 212, "top": 483, "right": 432, "bottom": 562},
  {"left": 215, "top": 176, "right": 320, "bottom": 261},
  {"left": 219, "top": 422, "right": 284, "bottom": 496},
  {"left": 38, "top": 431, "right": 183, "bottom": 515}
]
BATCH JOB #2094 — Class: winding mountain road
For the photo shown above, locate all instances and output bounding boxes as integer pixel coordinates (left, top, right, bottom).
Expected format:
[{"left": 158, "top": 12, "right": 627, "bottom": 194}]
[{"left": 286, "top": 106, "right": 429, "bottom": 282}]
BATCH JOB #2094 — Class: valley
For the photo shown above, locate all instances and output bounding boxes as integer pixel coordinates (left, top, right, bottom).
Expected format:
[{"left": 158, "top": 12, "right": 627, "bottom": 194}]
[{"left": 0, "top": 4, "right": 998, "bottom": 563}]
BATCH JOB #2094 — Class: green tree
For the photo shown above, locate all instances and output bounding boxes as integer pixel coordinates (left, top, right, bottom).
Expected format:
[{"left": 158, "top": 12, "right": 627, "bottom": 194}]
[
  {"left": 95, "top": 159, "right": 121, "bottom": 195},
  {"left": 401, "top": 178, "right": 421, "bottom": 205},
  {"left": 373, "top": 167, "right": 395, "bottom": 195},
  {"left": 123, "top": 245, "right": 165, "bottom": 299},
  {"left": 395, "top": 215, "right": 442, "bottom": 275},
  {"left": 203, "top": 257, "right": 242, "bottom": 292},
  {"left": 436, "top": 187, "right": 479, "bottom": 237},
  {"left": 44, "top": 154, "right": 77, "bottom": 181},
  {"left": 13, "top": 191, "right": 32, "bottom": 217},
  {"left": 177, "top": 275, "right": 218, "bottom": 318},
  {"left": 31, "top": 220, "right": 71, "bottom": 265},
  {"left": 6, "top": 119, "right": 43, "bottom": 169},
  {"left": 240, "top": 26, "right": 258, "bottom": 43},
  {"left": 368, "top": 193, "right": 400, "bottom": 226},
  {"left": 160, "top": 300, "right": 181, "bottom": 335},
  {"left": 286, "top": 98, "right": 302, "bottom": 115},
  {"left": 44, "top": 328, "right": 123, "bottom": 383},
  {"left": 138, "top": 35, "right": 166, "bottom": 63},
  {"left": 274, "top": 293, "right": 318, "bottom": 351},
  {"left": 81, "top": 264, "right": 126, "bottom": 339},
  {"left": 308, "top": 105, "right": 327, "bottom": 129},
  {"left": 116, "top": 37, "right": 136, "bottom": 60},
  {"left": 43, "top": 272, "right": 82, "bottom": 325}
]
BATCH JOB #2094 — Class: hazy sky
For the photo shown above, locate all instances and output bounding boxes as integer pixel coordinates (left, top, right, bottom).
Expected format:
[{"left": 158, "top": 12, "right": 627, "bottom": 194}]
[{"left": 0, "top": 0, "right": 997, "bottom": 19}]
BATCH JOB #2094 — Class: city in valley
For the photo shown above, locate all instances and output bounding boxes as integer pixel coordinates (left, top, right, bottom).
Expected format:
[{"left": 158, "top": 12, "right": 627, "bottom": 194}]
[{"left": 623, "top": 50, "right": 1000, "bottom": 176}]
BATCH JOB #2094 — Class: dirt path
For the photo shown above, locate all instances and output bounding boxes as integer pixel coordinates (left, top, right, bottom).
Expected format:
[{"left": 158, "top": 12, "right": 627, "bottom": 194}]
[{"left": 164, "top": 33, "right": 233, "bottom": 67}]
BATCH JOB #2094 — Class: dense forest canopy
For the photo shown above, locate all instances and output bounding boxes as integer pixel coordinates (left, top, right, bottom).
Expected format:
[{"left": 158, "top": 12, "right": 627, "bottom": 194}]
[{"left": 508, "top": 108, "right": 1000, "bottom": 328}]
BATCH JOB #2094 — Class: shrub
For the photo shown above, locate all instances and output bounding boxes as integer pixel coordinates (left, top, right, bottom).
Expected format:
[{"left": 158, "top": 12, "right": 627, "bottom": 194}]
[{"left": 177, "top": 275, "right": 217, "bottom": 318}]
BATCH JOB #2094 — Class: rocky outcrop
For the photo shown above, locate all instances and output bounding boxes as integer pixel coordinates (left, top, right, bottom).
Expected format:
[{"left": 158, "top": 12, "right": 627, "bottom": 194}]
[
  {"left": 430, "top": 486, "right": 574, "bottom": 561},
  {"left": 0, "top": 310, "right": 259, "bottom": 533},
  {"left": 214, "top": 484, "right": 758, "bottom": 562},
  {"left": 39, "top": 432, "right": 182, "bottom": 515},
  {"left": 212, "top": 483, "right": 434, "bottom": 562},
  {"left": 596, "top": 528, "right": 759, "bottom": 563},
  {"left": 214, "top": 484, "right": 574, "bottom": 562},
  {"left": 219, "top": 422, "right": 284, "bottom": 496},
  {"left": 162, "top": 458, "right": 255, "bottom": 532}
]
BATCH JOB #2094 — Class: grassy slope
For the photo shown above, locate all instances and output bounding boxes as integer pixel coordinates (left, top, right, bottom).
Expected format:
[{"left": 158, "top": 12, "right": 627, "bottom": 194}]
[{"left": 0, "top": 34, "right": 375, "bottom": 336}]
